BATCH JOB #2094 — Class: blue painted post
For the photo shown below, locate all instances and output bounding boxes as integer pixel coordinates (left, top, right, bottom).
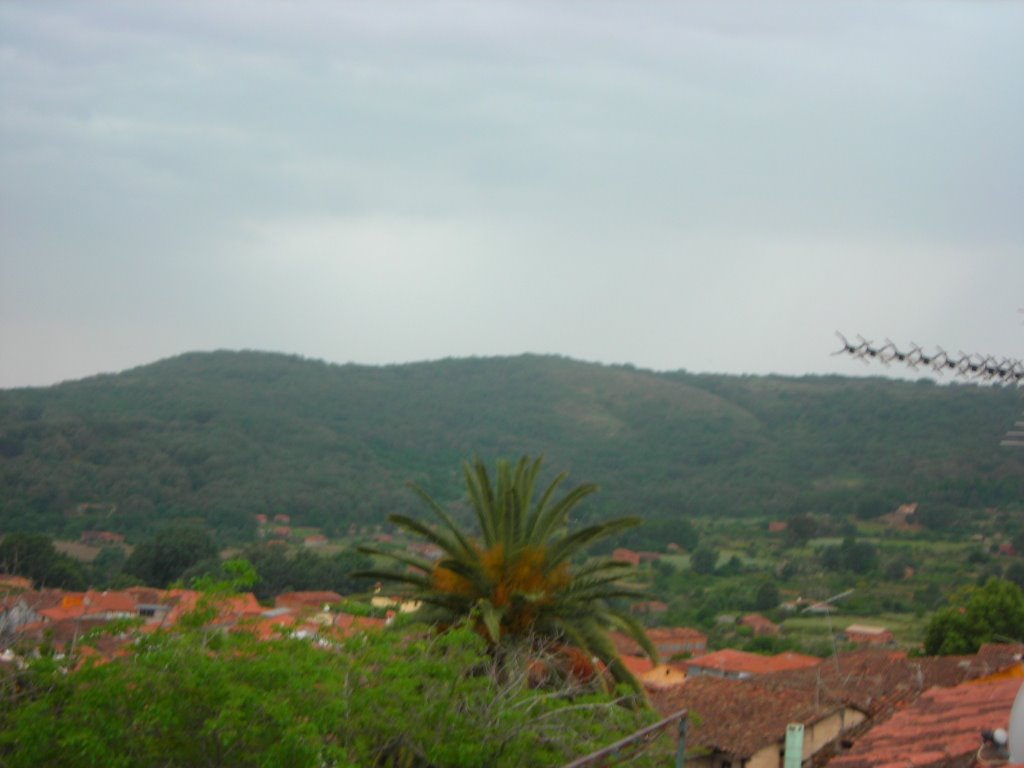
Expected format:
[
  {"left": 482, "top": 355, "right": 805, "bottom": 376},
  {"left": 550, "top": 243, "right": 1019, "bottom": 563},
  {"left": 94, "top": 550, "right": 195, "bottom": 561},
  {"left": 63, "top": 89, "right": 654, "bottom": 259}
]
[{"left": 675, "top": 717, "right": 687, "bottom": 768}]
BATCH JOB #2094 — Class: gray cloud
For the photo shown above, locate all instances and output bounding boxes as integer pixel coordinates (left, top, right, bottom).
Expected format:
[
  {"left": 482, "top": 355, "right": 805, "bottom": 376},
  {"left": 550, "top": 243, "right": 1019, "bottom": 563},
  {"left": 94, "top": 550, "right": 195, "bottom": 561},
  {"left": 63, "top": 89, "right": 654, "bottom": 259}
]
[{"left": 2, "top": 0, "right": 1022, "bottom": 387}]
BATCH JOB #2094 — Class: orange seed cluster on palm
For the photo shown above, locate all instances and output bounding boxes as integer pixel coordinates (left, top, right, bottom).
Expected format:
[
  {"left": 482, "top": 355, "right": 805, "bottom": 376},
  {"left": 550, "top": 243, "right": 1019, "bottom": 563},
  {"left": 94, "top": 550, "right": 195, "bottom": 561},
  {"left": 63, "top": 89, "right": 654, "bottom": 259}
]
[{"left": 431, "top": 543, "right": 571, "bottom": 613}]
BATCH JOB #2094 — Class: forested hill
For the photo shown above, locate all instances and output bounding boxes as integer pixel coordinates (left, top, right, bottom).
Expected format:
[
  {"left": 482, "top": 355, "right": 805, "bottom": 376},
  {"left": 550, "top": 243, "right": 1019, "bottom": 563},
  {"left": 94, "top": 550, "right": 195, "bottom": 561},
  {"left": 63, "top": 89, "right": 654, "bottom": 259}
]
[{"left": 1, "top": 351, "right": 1021, "bottom": 545}]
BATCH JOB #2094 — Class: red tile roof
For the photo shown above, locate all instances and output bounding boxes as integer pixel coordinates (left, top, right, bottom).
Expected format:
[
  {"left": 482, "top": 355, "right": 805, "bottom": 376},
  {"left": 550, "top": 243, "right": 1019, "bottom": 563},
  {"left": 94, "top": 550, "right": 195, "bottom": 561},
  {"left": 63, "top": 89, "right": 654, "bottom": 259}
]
[
  {"left": 759, "top": 646, "right": 1024, "bottom": 718},
  {"left": 240, "top": 612, "right": 298, "bottom": 641},
  {"left": 650, "top": 675, "right": 849, "bottom": 759},
  {"left": 612, "top": 548, "right": 641, "bottom": 566},
  {"left": 16, "top": 617, "right": 110, "bottom": 651},
  {"left": 688, "top": 649, "right": 821, "bottom": 678},
  {"left": 334, "top": 613, "right": 386, "bottom": 636},
  {"left": 82, "top": 590, "right": 136, "bottom": 615},
  {"left": 610, "top": 627, "right": 707, "bottom": 660},
  {"left": 829, "top": 676, "right": 1022, "bottom": 768},
  {"left": 0, "top": 575, "right": 33, "bottom": 592},
  {"left": 621, "top": 654, "right": 655, "bottom": 677},
  {"left": 275, "top": 591, "right": 344, "bottom": 610},
  {"left": 38, "top": 590, "right": 136, "bottom": 622}
]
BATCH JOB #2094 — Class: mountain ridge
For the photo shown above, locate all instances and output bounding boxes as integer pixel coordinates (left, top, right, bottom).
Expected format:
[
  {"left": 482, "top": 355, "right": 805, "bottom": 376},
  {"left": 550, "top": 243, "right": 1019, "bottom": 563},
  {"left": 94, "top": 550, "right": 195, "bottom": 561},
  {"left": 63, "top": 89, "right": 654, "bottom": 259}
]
[{"left": 1, "top": 350, "right": 1020, "bottom": 545}]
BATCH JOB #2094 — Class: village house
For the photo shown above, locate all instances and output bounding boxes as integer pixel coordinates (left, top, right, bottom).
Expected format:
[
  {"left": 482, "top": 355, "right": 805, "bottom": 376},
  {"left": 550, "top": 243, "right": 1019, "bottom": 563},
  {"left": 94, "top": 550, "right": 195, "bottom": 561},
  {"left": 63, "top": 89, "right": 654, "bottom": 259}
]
[
  {"left": 828, "top": 671, "right": 1023, "bottom": 768},
  {"left": 335, "top": 612, "right": 388, "bottom": 637},
  {"left": 611, "top": 548, "right": 642, "bottom": 566},
  {"left": 751, "top": 644, "right": 1024, "bottom": 765},
  {"left": 0, "top": 589, "right": 63, "bottom": 637},
  {"left": 630, "top": 600, "right": 669, "bottom": 617},
  {"left": 0, "top": 575, "right": 33, "bottom": 593},
  {"left": 648, "top": 627, "right": 709, "bottom": 659},
  {"left": 740, "top": 614, "right": 781, "bottom": 637},
  {"left": 651, "top": 675, "right": 867, "bottom": 768},
  {"left": 611, "top": 627, "right": 708, "bottom": 663},
  {"left": 275, "top": 591, "right": 344, "bottom": 611},
  {"left": 303, "top": 534, "right": 328, "bottom": 548},
  {"left": 841, "top": 623, "right": 894, "bottom": 646}
]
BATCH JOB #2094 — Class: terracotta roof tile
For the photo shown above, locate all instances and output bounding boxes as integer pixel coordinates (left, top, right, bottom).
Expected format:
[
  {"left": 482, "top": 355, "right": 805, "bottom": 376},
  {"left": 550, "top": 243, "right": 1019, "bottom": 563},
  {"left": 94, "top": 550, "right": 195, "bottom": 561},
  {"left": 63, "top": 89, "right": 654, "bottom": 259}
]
[
  {"left": 758, "top": 646, "right": 1024, "bottom": 718},
  {"left": 274, "top": 591, "right": 344, "bottom": 610},
  {"left": 649, "top": 675, "right": 845, "bottom": 759},
  {"left": 828, "top": 676, "right": 1022, "bottom": 768},
  {"left": 687, "top": 648, "right": 821, "bottom": 677},
  {"left": 621, "top": 655, "right": 654, "bottom": 676},
  {"left": 82, "top": 590, "right": 136, "bottom": 615}
]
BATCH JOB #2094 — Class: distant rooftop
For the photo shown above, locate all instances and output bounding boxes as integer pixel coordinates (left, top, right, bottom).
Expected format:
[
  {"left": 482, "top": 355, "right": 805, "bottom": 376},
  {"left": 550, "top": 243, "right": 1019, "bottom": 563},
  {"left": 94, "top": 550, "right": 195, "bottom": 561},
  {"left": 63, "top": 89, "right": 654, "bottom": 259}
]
[{"left": 829, "top": 675, "right": 1023, "bottom": 768}]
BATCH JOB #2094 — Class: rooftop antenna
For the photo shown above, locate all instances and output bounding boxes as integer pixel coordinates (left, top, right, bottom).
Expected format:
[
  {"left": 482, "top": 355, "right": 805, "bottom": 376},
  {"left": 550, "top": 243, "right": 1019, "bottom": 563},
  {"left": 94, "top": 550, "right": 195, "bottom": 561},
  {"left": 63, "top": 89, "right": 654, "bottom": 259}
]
[
  {"left": 802, "top": 588, "right": 853, "bottom": 674},
  {"left": 834, "top": 333, "right": 1023, "bottom": 387},
  {"left": 835, "top": 327, "right": 1023, "bottom": 446}
]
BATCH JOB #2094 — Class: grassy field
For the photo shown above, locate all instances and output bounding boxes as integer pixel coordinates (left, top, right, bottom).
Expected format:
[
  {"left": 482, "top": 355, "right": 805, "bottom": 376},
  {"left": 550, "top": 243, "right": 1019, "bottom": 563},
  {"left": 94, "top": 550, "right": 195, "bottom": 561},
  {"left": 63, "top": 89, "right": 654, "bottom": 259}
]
[
  {"left": 781, "top": 611, "right": 929, "bottom": 650},
  {"left": 55, "top": 539, "right": 133, "bottom": 563}
]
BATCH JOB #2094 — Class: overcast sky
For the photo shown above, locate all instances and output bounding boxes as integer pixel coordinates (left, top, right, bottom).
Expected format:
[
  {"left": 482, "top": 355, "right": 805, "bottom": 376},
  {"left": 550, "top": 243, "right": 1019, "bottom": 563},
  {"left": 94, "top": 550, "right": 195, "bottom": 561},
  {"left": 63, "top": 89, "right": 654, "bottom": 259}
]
[{"left": 2, "top": 1, "right": 1022, "bottom": 389}]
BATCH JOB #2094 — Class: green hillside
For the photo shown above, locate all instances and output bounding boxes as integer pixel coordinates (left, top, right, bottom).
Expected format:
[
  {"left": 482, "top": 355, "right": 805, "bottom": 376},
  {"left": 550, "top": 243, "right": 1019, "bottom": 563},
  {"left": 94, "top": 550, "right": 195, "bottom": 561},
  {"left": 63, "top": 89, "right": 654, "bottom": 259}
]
[{"left": 0, "top": 351, "right": 1021, "bottom": 544}]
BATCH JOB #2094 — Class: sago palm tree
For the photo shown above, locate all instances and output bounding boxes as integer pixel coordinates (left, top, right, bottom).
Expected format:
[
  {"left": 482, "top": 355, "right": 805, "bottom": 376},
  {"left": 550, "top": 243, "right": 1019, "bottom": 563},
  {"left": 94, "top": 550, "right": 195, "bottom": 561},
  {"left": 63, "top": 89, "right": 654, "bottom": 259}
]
[{"left": 359, "top": 455, "right": 658, "bottom": 693}]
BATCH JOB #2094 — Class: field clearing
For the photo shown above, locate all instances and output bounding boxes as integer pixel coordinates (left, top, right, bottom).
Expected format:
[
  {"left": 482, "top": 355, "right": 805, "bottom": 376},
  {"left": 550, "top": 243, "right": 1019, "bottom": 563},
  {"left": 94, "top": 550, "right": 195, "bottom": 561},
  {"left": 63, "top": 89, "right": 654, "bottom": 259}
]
[
  {"left": 717, "top": 548, "right": 774, "bottom": 568},
  {"left": 782, "top": 611, "right": 927, "bottom": 648},
  {"left": 659, "top": 554, "right": 691, "bottom": 569},
  {"left": 55, "top": 539, "right": 133, "bottom": 562}
]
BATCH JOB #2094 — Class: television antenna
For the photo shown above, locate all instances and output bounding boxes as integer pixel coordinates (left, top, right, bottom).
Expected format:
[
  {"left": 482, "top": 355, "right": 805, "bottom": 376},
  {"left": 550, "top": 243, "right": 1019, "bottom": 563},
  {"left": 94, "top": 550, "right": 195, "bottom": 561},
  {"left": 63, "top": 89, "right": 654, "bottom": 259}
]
[
  {"left": 834, "top": 331, "right": 1023, "bottom": 447},
  {"left": 802, "top": 588, "right": 853, "bottom": 673}
]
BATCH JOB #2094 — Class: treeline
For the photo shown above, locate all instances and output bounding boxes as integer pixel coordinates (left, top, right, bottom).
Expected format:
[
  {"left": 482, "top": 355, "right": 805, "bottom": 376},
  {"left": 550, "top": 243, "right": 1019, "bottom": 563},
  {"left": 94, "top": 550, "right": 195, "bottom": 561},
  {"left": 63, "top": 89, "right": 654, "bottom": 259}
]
[
  {"left": 0, "top": 528, "right": 372, "bottom": 599},
  {"left": 0, "top": 351, "right": 1020, "bottom": 544}
]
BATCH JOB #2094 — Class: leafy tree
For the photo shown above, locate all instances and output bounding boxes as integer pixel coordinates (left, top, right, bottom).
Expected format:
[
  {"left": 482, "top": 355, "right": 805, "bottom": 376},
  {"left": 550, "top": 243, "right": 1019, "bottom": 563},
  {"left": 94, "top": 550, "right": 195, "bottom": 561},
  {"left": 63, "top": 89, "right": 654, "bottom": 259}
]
[
  {"left": 852, "top": 494, "right": 896, "bottom": 520},
  {"left": 690, "top": 546, "right": 718, "bottom": 575},
  {"left": 123, "top": 525, "right": 218, "bottom": 587},
  {"left": 923, "top": 578, "right": 1024, "bottom": 655},
  {"left": 0, "top": 620, "right": 667, "bottom": 767},
  {"left": 784, "top": 514, "right": 817, "bottom": 547},
  {"left": 90, "top": 545, "right": 127, "bottom": 588},
  {"left": 1006, "top": 560, "right": 1024, "bottom": 591},
  {"left": 916, "top": 501, "right": 970, "bottom": 532},
  {"left": 235, "top": 545, "right": 373, "bottom": 600},
  {"left": 359, "top": 456, "right": 656, "bottom": 693},
  {"left": 753, "top": 581, "right": 780, "bottom": 611},
  {"left": 821, "top": 537, "right": 878, "bottom": 575},
  {"left": 0, "top": 532, "right": 86, "bottom": 589}
]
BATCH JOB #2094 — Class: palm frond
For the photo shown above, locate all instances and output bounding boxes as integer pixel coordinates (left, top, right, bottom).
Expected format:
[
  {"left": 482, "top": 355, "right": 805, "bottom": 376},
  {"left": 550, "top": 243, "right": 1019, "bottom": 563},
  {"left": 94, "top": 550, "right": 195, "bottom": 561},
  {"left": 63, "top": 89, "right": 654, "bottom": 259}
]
[
  {"left": 356, "top": 545, "right": 435, "bottom": 574},
  {"left": 523, "top": 467, "right": 568, "bottom": 543},
  {"left": 529, "top": 482, "right": 600, "bottom": 546},
  {"left": 464, "top": 458, "right": 498, "bottom": 546},
  {"left": 403, "top": 487, "right": 478, "bottom": 561},
  {"left": 606, "top": 609, "right": 660, "bottom": 666},
  {"left": 351, "top": 569, "right": 432, "bottom": 590},
  {"left": 545, "top": 517, "right": 643, "bottom": 568}
]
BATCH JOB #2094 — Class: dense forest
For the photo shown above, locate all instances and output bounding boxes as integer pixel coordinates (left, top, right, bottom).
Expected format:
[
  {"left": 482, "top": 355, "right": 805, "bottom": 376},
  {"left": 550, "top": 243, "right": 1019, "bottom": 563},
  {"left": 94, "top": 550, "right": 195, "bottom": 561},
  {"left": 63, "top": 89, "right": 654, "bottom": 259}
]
[{"left": 0, "top": 351, "right": 1021, "bottom": 545}]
